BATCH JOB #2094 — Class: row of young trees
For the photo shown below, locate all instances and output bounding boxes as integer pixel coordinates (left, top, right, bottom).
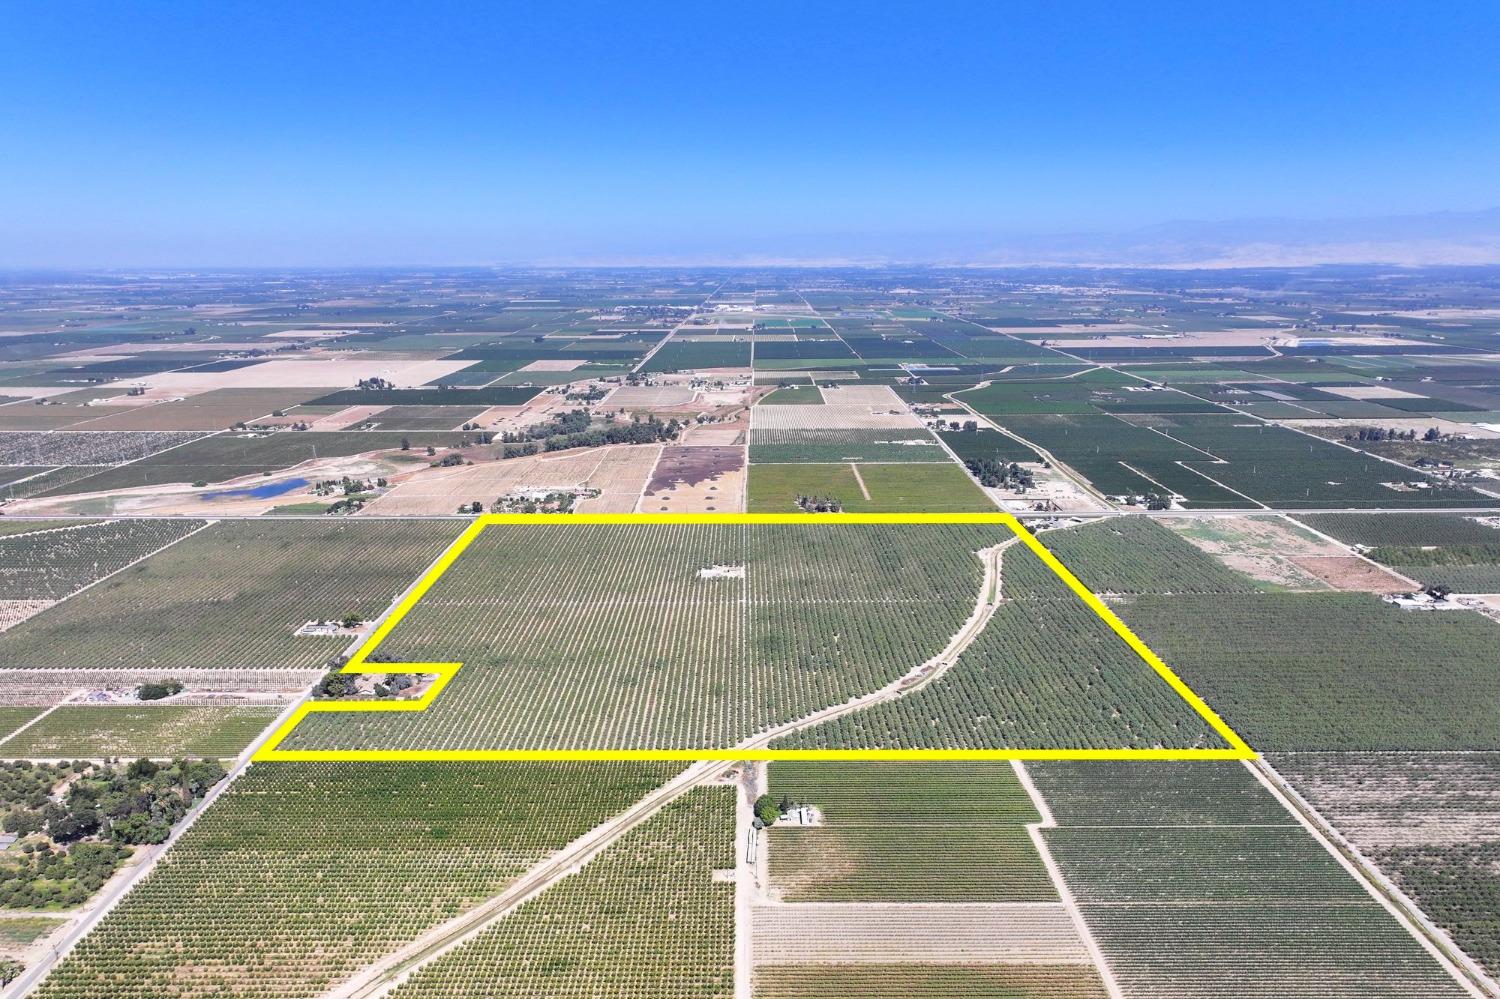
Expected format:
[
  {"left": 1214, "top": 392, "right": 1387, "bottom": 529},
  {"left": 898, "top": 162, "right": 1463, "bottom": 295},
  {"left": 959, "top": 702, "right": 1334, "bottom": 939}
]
[{"left": 494, "top": 410, "right": 682, "bottom": 456}]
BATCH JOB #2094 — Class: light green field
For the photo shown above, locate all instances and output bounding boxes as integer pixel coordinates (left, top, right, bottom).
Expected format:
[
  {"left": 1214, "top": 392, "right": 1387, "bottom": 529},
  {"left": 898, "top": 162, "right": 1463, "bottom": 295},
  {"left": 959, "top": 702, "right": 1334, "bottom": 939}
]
[
  {"left": 767, "top": 761, "right": 1053, "bottom": 902},
  {"left": 0, "top": 916, "right": 66, "bottom": 947},
  {"left": 0, "top": 707, "right": 42, "bottom": 743},
  {"left": 33, "top": 761, "right": 681, "bottom": 999},
  {"left": 758, "top": 385, "right": 823, "bottom": 404},
  {"left": 0, "top": 706, "right": 281, "bottom": 758},
  {"left": 387, "top": 787, "right": 734, "bottom": 999},
  {"left": 747, "top": 462, "right": 991, "bottom": 512}
]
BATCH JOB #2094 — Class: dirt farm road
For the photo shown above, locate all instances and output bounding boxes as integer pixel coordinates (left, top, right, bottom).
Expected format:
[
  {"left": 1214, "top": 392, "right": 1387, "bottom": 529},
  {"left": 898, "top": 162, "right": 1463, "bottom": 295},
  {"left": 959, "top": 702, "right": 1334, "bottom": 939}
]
[{"left": 323, "top": 540, "right": 1012, "bottom": 999}]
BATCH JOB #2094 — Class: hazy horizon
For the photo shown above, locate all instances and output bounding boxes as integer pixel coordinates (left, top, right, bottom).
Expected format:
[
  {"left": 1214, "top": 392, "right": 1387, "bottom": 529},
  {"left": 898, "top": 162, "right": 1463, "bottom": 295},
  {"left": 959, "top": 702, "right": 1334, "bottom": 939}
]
[{"left": 4, "top": 1, "right": 1499, "bottom": 268}]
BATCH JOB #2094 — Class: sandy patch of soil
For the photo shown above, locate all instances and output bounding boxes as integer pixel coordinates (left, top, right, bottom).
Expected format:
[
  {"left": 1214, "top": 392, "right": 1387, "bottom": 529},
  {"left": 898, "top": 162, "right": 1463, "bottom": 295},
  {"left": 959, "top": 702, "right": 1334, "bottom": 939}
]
[
  {"left": 680, "top": 416, "right": 748, "bottom": 445},
  {"left": 751, "top": 405, "right": 922, "bottom": 431},
  {"left": 1167, "top": 515, "right": 1348, "bottom": 589},
  {"left": 520, "top": 359, "right": 587, "bottom": 372},
  {"left": 83, "top": 386, "right": 207, "bottom": 407},
  {"left": 108, "top": 355, "right": 478, "bottom": 392},
  {"left": 1173, "top": 515, "right": 1346, "bottom": 557},
  {"left": 639, "top": 445, "right": 745, "bottom": 513},
  {"left": 1288, "top": 555, "right": 1412, "bottom": 592},
  {"left": 984, "top": 322, "right": 1157, "bottom": 335},
  {"left": 308, "top": 405, "right": 390, "bottom": 430},
  {"left": 1279, "top": 416, "right": 1500, "bottom": 438},
  {"left": 1043, "top": 329, "right": 1282, "bottom": 348},
  {"left": 263, "top": 328, "right": 356, "bottom": 339},
  {"left": 607, "top": 385, "right": 698, "bottom": 407},
  {"left": 993, "top": 463, "right": 1110, "bottom": 513},
  {"left": 366, "top": 444, "right": 658, "bottom": 515},
  {"left": 820, "top": 384, "right": 905, "bottom": 407},
  {"left": 0, "top": 386, "right": 103, "bottom": 400},
  {"left": 1322, "top": 385, "right": 1427, "bottom": 400}
]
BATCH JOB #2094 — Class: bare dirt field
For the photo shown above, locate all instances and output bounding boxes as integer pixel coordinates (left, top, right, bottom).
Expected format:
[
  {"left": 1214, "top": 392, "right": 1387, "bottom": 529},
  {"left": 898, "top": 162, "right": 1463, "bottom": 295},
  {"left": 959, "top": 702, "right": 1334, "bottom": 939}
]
[
  {"left": 1279, "top": 417, "right": 1500, "bottom": 439},
  {"left": 0, "top": 668, "right": 322, "bottom": 706},
  {"left": 1287, "top": 555, "right": 1414, "bottom": 593},
  {"left": 1167, "top": 515, "right": 1346, "bottom": 589},
  {"left": 69, "top": 388, "right": 328, "bottom": 431},
  {"left": 1043, "top": 329, "right": 1281, "bottom": 349},
  {"left": 606, "top": 385, "right": 698, "bottom": 407},
  {"left": 306, "top": 405, "right": 390, "bottom": 430},
  {"left": 751, "top": 903, "right": 1090, "bottom": 965},
  {"left": 81, "top": 386, "right": 205, "bottom": 407},
  {"left": 1323, "top": 385, "right": 1428, "bottom": 400},
  {"left": 819, "top": 384, "right": 906, "bottom": 407},
  {"left": 572, "top": 448, "right": 661, "bottom": 512},
  {"left": 995, "top": 463, "right": 1110, "bottom": 513},
  {"left": 263, "top": 328, "right": 357, "bottom": 339},
  {"left": 638, "top": 445, "right": 745, "bottom": 513},
  {"left": 365, "top": 444, "right": 659, "bottom": 515},
  {"left": 519, "top": 359, "right": 587, "bottom": 372},
  {"left": 680, "top": 415, "right": 748, "bottom": 445},
  {"left": 751, "top": 405, "right": 923, "bottom": 431},
  {"left": 105, "top": 353, "right": 477, "bottom": 392}
]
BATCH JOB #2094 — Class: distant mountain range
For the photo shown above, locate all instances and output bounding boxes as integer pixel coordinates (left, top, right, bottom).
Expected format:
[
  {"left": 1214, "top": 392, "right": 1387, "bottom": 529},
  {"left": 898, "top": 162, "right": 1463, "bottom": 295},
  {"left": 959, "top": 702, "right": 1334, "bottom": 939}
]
[{"left": 968, "top": 207, "right": 1500, "bottom": 268}]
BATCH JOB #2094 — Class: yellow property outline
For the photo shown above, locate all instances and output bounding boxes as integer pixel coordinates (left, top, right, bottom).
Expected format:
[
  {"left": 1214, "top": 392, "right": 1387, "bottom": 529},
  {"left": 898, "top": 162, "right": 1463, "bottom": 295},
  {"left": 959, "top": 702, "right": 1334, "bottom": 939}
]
[{"left": 253, "top": 513, "right": 1255, "bottom": 762}]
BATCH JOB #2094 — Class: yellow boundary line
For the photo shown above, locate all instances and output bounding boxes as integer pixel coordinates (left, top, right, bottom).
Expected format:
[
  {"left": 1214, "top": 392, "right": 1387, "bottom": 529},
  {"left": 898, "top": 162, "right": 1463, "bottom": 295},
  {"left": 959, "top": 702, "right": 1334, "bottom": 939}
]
[{"left": 253, "top": 513, "right": 1255, "bottom": 762}]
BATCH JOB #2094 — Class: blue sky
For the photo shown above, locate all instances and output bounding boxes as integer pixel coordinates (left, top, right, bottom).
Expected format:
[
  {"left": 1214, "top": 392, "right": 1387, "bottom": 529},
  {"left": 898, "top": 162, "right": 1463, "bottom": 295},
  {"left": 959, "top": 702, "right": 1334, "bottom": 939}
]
[{"left": 2, "top": 1, "right": 1498, "bottom": 266}]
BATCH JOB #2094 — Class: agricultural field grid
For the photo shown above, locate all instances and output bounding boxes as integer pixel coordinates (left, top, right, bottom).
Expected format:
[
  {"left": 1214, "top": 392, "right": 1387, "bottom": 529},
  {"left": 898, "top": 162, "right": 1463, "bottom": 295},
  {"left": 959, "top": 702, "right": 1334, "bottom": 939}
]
[{"left": 251, "top": 511, "right": 1255, "bottom": 763}]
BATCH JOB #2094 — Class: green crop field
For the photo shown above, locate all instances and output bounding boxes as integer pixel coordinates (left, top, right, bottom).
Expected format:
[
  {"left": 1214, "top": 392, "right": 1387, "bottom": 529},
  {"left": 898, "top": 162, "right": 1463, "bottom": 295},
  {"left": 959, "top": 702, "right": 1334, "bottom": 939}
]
[
  {"left": 6, "top": 267, "right": 1500, "bottom": 997},
  {"left": 1140, "top": 414, "right": 1491, "bottom": 508},
  {"left": 1028, "top": 761, "right": 1288, "bottom": 826},
  {"left": 758, "top": 385, "right": 823, "bottom": 404},
  {"left": 1020, "top": 517, "right": 1259, "bottom": 597},
  {"left": 387, "top": 787, "right": 734, "bottom": 999},
  {"left": 0, "top": 916, "right": 65, "bottom": 947},
  {"left": 0, "top": 519, "right": 463, "bottom": 669},
  {"left": 365, "top": 404, "right": 485, "bottom": 430},
  {"left": 0, "top": 518, "right": 205, "bottom": 599},
  {"left": 997, "top": 414, "right": 1247, "bottom": 506},
  {"left": 1033, "top": 760, "right": 1467, "bottom": 997},
  {"left": 33, "top": 761, "right": 681, "bottom": 999},
  {"left": 0, "top": 707, "right": 42, "bottom": 741},
  {"left": 996, "top": 412, "right": 1494, "bottom": 508},
  {"left": 781, "top": 538, "right": 1229, "bottom": 751},
  {"left": 937, "top": 428, "right": 1042, "bottom": 463},
  {"left": 283, "top": 521, "right": 1012, "bottom": 752},
  {"left": 1273, "top": 752, "right": 1500, "bottom": 981},
  {"left": 1120, "top": 592, "right": 1500, "bottom": 750},
  {"left": 0, "top": 705, "right": 280, "bottom": 758},
  {"left": 44, "top": 431, "right": 468, "bottom": 493},
  {"left": 1361, "top": 542, "right": 1500, "bottom": 591},
  {"left": 749, "top": 428, "right": 950, "bottom": 463},
  {"left": 642, "top": 340, "right": 751, "bottom": 371},
  {"left": 765, "top": 761, "right": 1052, "bottom": 902},
  {"left": 747, "top": 462, "right": 992, "bottom": 512},
  {"left": 1083, "top": 904, "right": 1467, "bottom": 998}
]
